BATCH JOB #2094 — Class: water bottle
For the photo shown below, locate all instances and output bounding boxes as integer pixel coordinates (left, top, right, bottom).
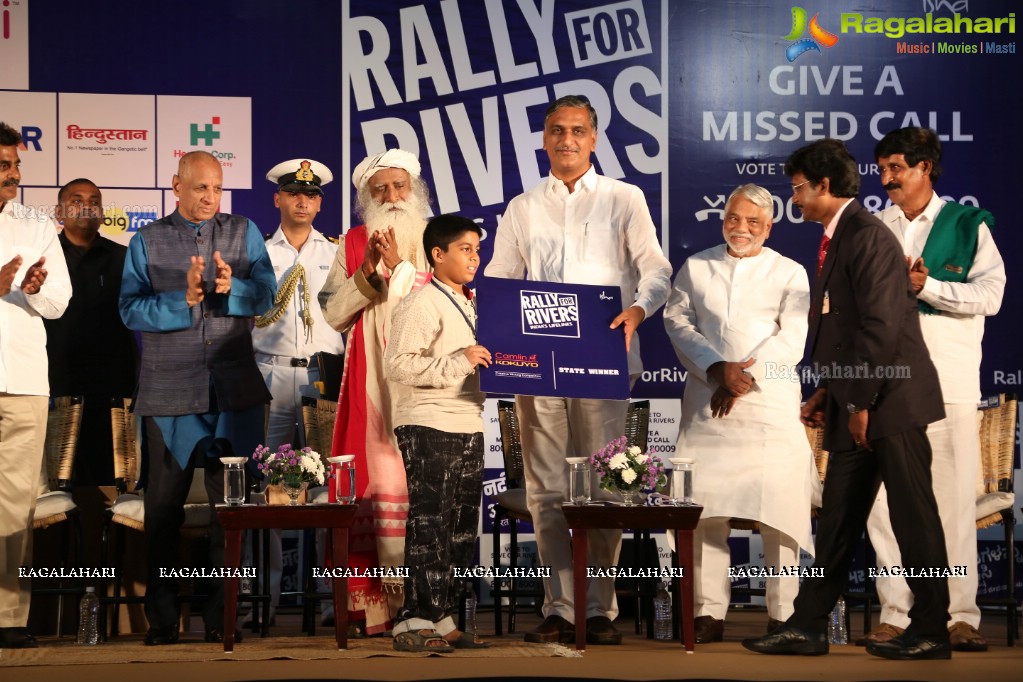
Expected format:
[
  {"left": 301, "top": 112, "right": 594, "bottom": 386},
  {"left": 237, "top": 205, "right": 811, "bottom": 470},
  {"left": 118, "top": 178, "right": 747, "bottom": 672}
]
[
  {"left": 458, "top": 581, "right": 478, "bottom": 634},
  {"left": 827, "top": 596, "right": 848, "bottom": 644},
  {"left": 653, "top": 581, "right": 673, "bottom": 641},
  {"left": 77, "top": 586, "right": 100, "bottom": 645}
]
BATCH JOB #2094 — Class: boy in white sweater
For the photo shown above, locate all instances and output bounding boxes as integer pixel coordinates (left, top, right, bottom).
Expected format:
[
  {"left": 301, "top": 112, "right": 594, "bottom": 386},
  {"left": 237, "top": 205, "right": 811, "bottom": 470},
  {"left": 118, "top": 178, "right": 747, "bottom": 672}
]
[{"left": 384, "top": 214, "right": 491, "bottom": 651}]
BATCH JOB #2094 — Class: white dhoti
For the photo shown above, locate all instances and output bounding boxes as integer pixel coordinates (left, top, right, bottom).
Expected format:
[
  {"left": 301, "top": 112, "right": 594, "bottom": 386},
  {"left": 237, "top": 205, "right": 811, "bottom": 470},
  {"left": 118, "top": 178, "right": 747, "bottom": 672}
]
[{"left": 866, "top": 403, "right": 981, "bottom": 628}]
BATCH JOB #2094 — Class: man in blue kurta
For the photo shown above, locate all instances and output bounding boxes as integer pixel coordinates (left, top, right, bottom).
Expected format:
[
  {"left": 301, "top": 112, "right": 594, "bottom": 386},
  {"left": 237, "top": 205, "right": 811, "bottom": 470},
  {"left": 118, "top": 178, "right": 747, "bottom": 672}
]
[{"left": 120, "top": 151, "right": 276, "bottom": 645}]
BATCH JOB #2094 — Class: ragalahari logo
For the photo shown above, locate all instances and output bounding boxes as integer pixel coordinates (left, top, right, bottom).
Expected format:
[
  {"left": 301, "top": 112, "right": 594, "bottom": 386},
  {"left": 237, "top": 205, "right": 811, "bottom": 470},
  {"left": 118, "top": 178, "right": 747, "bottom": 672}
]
[
  {"left": 783, "top": 7, "right": 839, "bottom": 61},
  {"left": 190, "top": 116, "right": 221, "bottom": 146}
]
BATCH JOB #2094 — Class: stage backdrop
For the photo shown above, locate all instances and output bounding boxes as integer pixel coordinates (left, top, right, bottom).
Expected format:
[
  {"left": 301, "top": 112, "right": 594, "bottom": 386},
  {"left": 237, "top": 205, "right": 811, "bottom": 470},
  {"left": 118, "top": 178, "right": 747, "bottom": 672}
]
[{"left": 3, "top": 0, "right": 1019, "bottom": 604}]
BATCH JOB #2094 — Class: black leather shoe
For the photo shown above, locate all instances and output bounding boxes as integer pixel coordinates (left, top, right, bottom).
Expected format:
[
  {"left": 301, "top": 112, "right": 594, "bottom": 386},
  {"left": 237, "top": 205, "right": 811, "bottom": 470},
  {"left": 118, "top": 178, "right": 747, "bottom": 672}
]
[
  {"left": 143, "top": 625, "right": 179, "bottom": 646},
  {"left": 766, "top": 618, "right": 784, "bottom": 634},
  {"left": 694, "top": 616, "right": 724, "bottom": 643},
  {"left": 204, "top": 627, "right": 243, "bottom": 643},
  {"left": 866, "top": 633, "right": 951, "bottom": 660},
  {"left": 0, "top": 627, "right": 38, "bottom": 649},
  {"left": 586, "top": 616, "right": 622, "bottom": 645},
  {"left": 524, "top": 615, "right": 574, "bottom": 643},
  {"left": 742, "top": 626, "right": 828, "bottom": 655}
]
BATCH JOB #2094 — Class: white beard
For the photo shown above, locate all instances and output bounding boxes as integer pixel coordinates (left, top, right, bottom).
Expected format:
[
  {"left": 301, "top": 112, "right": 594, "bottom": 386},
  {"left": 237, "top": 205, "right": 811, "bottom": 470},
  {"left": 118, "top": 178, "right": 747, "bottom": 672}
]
[{"left": 364, "top": 194, "right": 428, "bottom": 263}]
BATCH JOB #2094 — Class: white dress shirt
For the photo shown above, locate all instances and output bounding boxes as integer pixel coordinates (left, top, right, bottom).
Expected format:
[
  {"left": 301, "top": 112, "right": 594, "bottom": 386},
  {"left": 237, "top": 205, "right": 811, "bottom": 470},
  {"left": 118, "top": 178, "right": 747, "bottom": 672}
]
[
  {"left": 252, "top": 226, "right": 344, "bottom": 358},
  {"left": 878, "top": 192, "right": 1005, "bottom": 403},
  {"left": 485, "top": 166, "right": 672, "bottom": 376},
  {"left": 0, "top": 201, "right": 72, "bottom": 395}
]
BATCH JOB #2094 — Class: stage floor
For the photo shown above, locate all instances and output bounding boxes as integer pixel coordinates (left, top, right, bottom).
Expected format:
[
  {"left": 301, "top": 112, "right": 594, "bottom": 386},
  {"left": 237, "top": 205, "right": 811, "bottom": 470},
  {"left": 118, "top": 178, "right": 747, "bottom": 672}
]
[{"left": 6, "top": 607, "right": 1021, "bottom": 681}]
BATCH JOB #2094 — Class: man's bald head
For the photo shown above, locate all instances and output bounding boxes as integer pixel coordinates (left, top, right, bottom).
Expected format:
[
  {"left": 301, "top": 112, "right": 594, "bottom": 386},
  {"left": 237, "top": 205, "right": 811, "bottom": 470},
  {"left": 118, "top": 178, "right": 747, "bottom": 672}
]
[{"left": 173, "top": 151, "right": 223, "bottom": 223}]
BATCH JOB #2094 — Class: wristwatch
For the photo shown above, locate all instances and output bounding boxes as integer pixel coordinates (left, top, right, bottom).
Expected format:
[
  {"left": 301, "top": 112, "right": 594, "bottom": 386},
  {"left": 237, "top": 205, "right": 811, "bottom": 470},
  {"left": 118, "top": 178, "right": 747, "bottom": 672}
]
[{"left": 846, "top": 402, "right": 866, "bottom": 414}]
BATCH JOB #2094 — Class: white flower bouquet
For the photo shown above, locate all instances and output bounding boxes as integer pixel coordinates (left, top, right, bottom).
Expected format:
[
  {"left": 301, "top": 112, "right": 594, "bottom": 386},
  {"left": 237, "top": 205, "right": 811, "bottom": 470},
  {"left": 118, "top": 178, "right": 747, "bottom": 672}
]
[{"left": 589, "top": 436, "right": 666, "bottom": 493}]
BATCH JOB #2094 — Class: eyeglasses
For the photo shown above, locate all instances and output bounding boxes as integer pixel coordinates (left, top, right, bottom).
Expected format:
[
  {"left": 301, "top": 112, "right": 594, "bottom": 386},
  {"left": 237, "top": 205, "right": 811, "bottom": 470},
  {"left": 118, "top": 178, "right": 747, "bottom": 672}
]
[{"left": 791, "top": 179, "right": 812, "bottom": 195}]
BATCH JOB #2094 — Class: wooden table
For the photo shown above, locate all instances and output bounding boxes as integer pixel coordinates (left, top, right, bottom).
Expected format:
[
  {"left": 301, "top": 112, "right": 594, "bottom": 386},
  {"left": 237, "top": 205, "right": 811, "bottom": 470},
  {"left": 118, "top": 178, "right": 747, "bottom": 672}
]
[
  {"left": 561, "top": 503, "right": 703, "bottom": 652},
  {"left": 217, "top": 503, "right": 358, "bottom": 653}
]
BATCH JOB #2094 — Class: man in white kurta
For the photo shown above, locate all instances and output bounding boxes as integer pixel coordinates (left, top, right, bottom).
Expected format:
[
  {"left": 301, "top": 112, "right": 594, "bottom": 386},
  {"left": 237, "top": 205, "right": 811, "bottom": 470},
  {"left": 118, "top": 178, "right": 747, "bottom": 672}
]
[
  {"left": 0, "top": 123, "right": 72, "bottom": 649},
  {"left": 864, "top": 127, "right": 1005, "bottom": 651},
  {"left": 485, "top": 95, "right": 672, "bottom": 645},
  {"left": 664, "top": 184, "right": 818, "bottom": 643}
]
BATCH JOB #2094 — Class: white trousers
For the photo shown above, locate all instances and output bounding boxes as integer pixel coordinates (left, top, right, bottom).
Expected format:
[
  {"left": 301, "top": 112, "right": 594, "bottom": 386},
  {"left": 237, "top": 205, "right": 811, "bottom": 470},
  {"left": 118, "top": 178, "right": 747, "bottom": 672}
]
[
  {"left": 257, "top": 361, "right": 323, "bottom": 610},
  {"left": 516, "top": 396, "right": 627, "bottom": 622},
  {"left": 866, "top": 404, "right": 980, "bottom": 629},
  {"left": 0, "top": 395, "right": 48, "bottom": 627},
  {"left": 694, "top": 517, "right": 799, "bottom": 621}
]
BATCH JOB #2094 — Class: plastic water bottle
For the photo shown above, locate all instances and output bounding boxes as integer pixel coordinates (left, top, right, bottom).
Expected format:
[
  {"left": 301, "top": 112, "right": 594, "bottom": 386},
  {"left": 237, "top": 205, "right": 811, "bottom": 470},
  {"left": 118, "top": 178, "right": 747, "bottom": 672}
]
[
  {"left": 77, "top": 586, "right": 100, "bottom": 645},
  {"left": 458, "top": 581, "right": 478, "bottom": 634},
  {"left": 827, "top": 596, "right": 848, "bottom": 644},
  {"left": 653, "top": 581, "right": 673, "bottom": 641}
]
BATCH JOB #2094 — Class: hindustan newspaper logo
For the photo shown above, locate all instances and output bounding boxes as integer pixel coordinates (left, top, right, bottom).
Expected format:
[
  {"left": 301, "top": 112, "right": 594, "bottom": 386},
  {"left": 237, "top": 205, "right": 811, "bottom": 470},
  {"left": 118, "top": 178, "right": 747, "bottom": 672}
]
[
  {"left": 2, "top": 0, "right": 12, "bottom": 41},
  {"left": 520, "top": 290, "right": 580, "bottom": 338},
  {"left": 783, "top": 6, "right": 839, "bottom": 62},
  {"left": 190, "top": 116, "right": 221, "bottom": 146}
]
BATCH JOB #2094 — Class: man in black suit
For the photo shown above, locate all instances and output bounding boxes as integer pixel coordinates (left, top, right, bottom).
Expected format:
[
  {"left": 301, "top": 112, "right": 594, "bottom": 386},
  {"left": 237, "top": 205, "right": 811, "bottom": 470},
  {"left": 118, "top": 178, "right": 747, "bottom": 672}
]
[{"left": 742, "top": 139, "right": 951, "bottom": 660}]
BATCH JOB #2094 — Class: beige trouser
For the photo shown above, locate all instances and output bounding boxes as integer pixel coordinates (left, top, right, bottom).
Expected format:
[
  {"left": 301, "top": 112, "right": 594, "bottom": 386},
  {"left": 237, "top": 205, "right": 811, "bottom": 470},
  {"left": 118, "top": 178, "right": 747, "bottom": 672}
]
[
  {"left": 0, "top": 394, "right": 48, "bottom": 627},
  {"left": 516, "top": 396, "right": 627, "bottom": 623},
  {"left": 694, "top": 517, "right": 800, "bottom": 621},
  {"left": 866, "top": 404, "right": 981, "bottom": 629}
]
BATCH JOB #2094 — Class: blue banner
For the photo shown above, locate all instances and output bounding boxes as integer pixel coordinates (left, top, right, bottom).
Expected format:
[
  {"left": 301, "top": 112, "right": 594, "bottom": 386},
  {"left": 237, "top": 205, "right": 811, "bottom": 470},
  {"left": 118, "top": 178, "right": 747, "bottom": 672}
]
[{"left": 477, "top": 276, "right": 630, "bottom": 399}]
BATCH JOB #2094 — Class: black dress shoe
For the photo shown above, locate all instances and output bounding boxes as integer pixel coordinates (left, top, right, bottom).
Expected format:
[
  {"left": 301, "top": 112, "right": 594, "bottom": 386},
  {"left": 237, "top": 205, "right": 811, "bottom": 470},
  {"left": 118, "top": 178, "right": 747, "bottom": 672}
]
[
  {"left": 695, "top": 616, "right": 724, "bottom": 643},
  {"left": 0, "top": 627, "right": 38, "bottom": 649},
  {"left": 766, "top": 618, "right": 784, "bottom": 634},
  {"left": 524, "top": 615, "right": 574, "bottom": 644},
  {"left": 742, "top": 626, "right": 829, "bottom": 655},
  {"left": 866, "top": 633, "right": 951, "bottom": 660},
  {"left": 143, "top": 625, "right": 179, "bottom": 646},
  {"left": 586, "top": 616, "right": 622, "bottom": 645},
  {"left": 204, "top": 627, "right": 243, "bottom": 643}
]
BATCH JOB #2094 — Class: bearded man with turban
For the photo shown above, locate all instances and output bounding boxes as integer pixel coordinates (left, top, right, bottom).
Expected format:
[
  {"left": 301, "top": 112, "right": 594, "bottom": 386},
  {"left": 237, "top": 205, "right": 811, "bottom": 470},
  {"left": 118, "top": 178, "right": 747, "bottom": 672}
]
[{"left": 318, "top": 149, "right": 431, "bottom": 634}]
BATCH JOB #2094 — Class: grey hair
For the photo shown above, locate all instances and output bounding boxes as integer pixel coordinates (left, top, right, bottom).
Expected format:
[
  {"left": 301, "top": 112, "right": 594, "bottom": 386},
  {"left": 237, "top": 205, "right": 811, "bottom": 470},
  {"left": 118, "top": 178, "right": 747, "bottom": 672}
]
[
  {"left": 354, "top": 172, "right": 432, "bottom": 219},
  {"left": 544, "top": 95, "right": 598, "bottom": 130},
  {"left": 725, "top": 183, "right": 774, "bottom": 217}
]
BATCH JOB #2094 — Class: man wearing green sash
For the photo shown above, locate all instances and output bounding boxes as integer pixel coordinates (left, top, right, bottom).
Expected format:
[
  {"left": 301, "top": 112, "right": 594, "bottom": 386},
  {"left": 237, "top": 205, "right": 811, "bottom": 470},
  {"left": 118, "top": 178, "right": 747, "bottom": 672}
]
[{"left": 862, "top": 127, "right": 1005, "bottom": 652}]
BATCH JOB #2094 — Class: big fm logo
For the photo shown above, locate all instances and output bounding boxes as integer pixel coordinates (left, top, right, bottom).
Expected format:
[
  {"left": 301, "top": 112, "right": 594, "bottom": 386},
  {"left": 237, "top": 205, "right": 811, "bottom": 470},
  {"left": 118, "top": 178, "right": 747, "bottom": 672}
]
[
  {"left": 783, "top": 7, "right": 839, "bottom": 61},
  {"left": 190, "top": 116, "right": 221, "bottom": 146},
  {"left": 102, "top": 207, "right": 157, "bottom": 235}
]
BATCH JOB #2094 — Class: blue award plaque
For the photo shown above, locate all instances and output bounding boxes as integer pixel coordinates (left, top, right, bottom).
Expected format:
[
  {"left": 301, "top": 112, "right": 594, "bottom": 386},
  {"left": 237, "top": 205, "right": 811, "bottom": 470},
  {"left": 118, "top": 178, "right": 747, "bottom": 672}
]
[{"left": 476, "top": 276, "right": 630, "bottom": 399}]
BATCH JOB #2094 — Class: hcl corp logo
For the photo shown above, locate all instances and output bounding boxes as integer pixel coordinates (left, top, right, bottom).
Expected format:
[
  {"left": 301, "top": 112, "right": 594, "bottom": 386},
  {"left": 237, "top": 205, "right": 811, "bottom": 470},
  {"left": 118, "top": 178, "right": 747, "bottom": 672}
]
[
  {"left": 783, "top": 7, "right": 839, "bottom": 61},
  {"left": 190, "top": 116, "right": 221, "bottom": 146}
]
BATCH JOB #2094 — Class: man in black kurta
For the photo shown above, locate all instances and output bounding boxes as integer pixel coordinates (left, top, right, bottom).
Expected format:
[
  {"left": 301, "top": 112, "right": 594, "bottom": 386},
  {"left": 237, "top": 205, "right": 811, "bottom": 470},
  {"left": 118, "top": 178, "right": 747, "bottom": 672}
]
[{"left": 45, "top": 179, "right": 137, "bottom": 484}]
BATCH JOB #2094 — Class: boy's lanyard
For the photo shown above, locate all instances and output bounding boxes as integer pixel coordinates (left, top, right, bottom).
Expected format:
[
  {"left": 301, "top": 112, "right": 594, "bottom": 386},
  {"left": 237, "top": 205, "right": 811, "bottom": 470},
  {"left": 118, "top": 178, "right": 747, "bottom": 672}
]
[{"left": 430, "top": 279, "right": 477, "bottom": 342}]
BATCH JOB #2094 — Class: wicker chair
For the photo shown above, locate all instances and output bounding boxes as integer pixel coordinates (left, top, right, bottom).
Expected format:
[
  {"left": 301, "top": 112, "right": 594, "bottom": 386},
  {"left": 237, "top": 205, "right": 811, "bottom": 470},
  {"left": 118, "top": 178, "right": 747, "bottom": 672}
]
[
  {"left": 301, "top": 396, "right": 337, "bottom": 504},
  {"left": 490, "top": 400, "right": 540, "bottom": 635},
  {"left": 100, "top": 398, "right": 214, "bottom": 638},
  {"left": 294, "top": 396, "right": 339, "bottom": 634},
  {"left": 975, "top": 394, "right": 1018, "bottom": 646},
  {"left": 32, "top": 395, "right": 84, "bottom": 637}
]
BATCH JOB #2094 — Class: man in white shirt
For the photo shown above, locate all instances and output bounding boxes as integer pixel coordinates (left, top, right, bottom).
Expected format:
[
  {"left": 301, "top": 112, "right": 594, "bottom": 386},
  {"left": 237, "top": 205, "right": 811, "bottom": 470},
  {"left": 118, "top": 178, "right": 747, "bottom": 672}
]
[
  {"left": 485, "top": 95, "right": 672, "bottom": 645},
  {"left": 664, "top": 183, "right": 818, "bottom": 643},
  {"left": 861, "top": 127, "right": 1005, "bottom": 652},
  {"left": 252, "top": 159, "right": 344, "bottom": 622},
  {"left": 0, "top": 122, "right": 72, "bottom": 649}
]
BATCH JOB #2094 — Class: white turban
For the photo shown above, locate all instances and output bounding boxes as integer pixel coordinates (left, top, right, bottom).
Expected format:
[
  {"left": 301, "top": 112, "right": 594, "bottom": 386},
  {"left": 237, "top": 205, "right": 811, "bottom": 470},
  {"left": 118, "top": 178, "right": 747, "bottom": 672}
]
[{"left": 351, "top": 149, "right": 422, "bottom": 190}]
